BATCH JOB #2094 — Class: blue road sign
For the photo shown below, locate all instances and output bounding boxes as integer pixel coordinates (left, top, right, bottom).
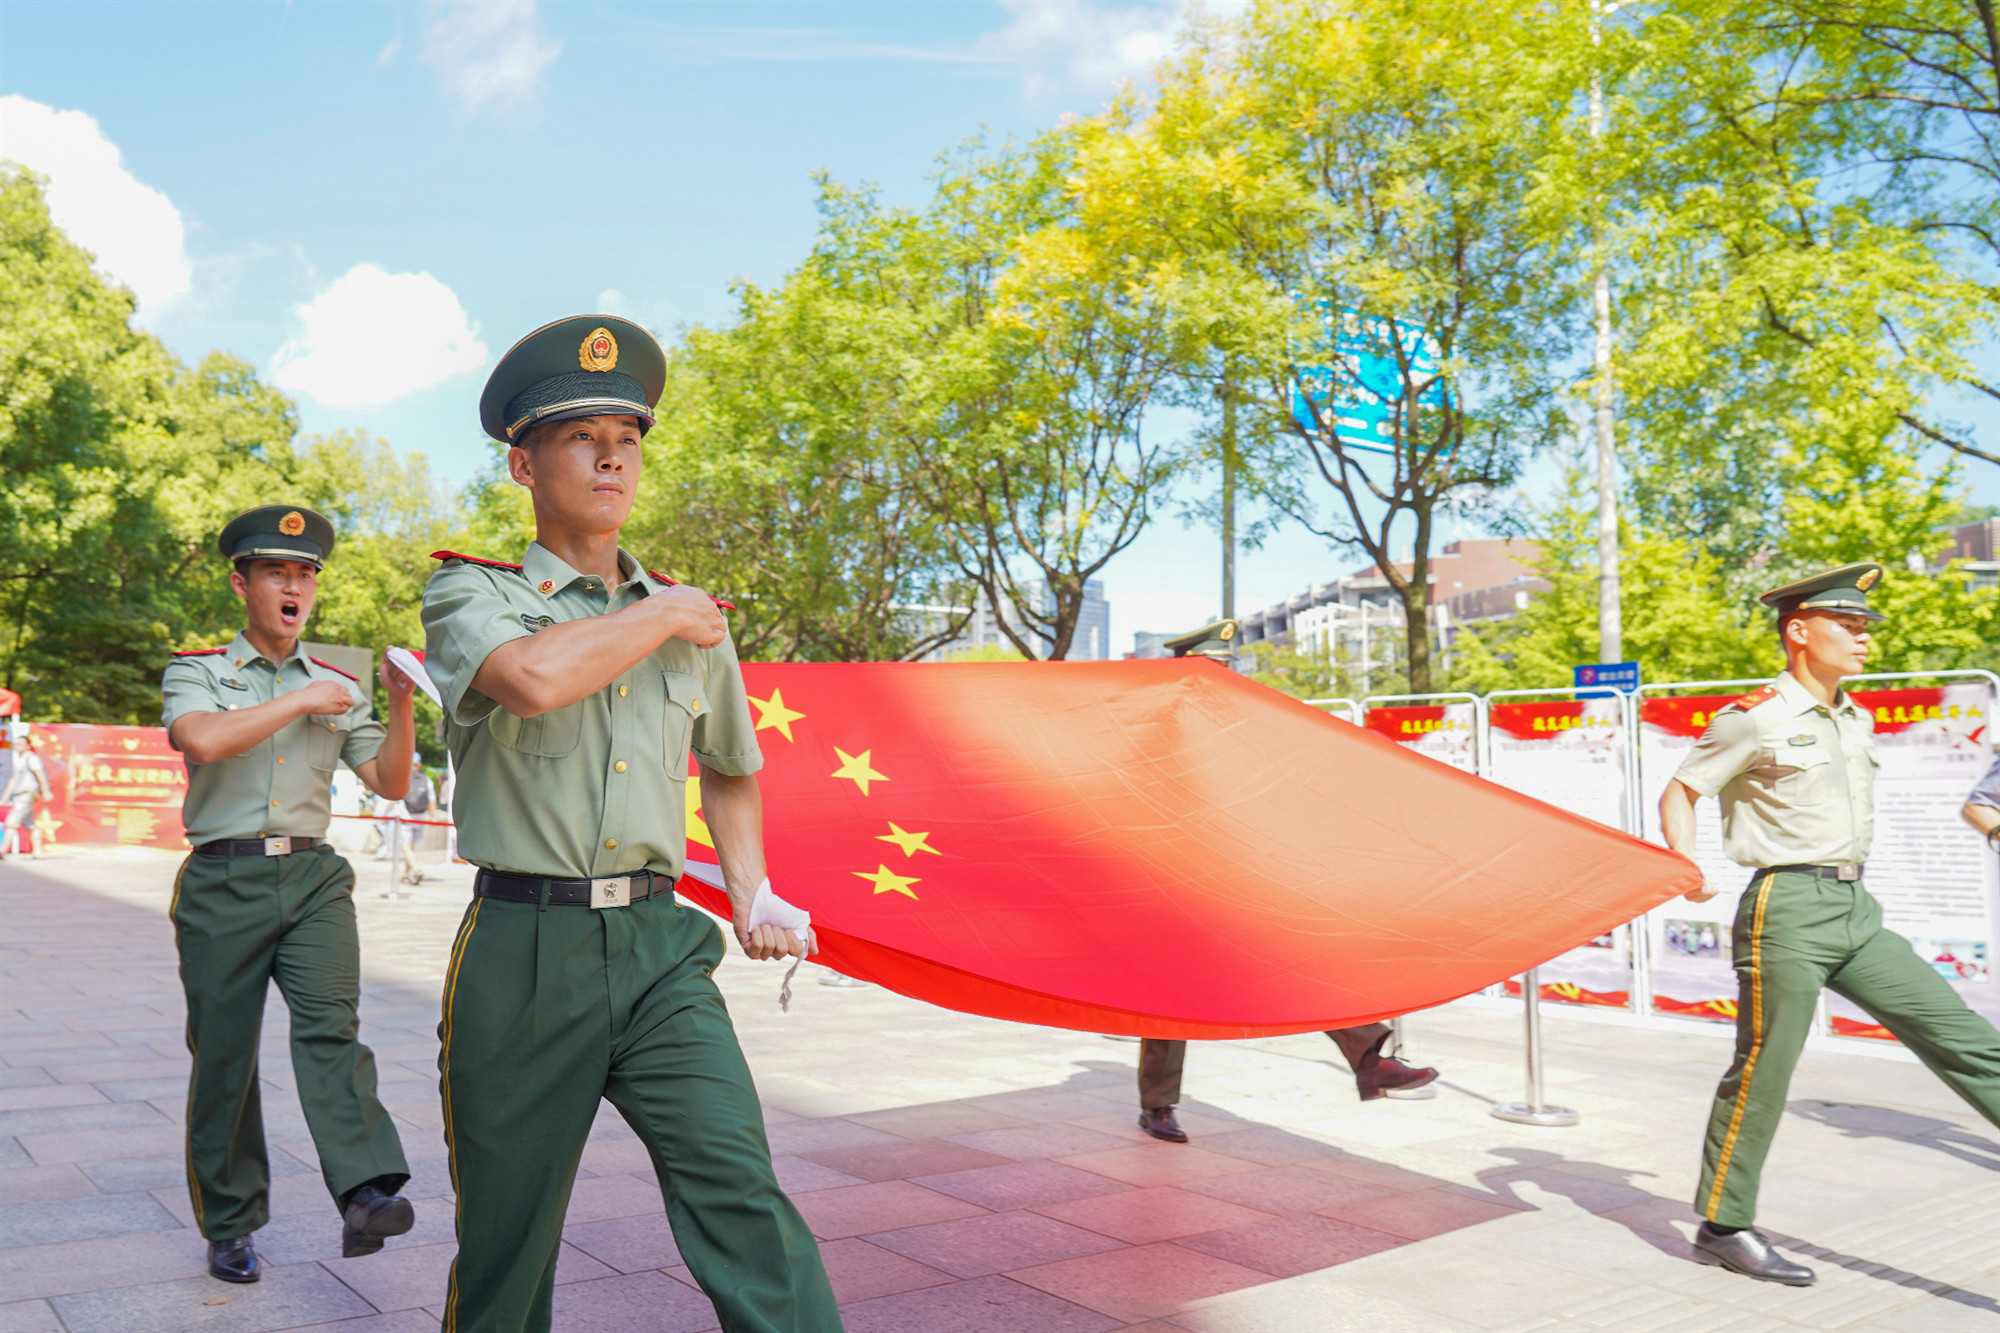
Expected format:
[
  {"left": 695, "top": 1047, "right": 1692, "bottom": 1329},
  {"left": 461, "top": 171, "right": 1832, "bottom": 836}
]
[
  {"left": 1573, "top": 661, "right": 1641, "bottom": 693},
  {"left": 1290, "top": 304, "right": 1448, "bottom": 457}
]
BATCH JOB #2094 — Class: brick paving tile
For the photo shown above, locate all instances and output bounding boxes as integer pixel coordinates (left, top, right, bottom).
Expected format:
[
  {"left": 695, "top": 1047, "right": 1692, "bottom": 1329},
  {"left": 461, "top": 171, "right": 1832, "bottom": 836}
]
[
  {"left": 1319, "top": 1184, "right": 1576, "bottom": 1241},
  {"left": 797, "top": 1137, "right": 1015, "bottom": 1183},
  {"left": 912, "top": 1159, "right": 1129, "bottom": 1211},
  {"left": 1030, "top": 1186, "right": 1277, "bottom": 1245},
  {"left": 559, "top": 1172, "right": 665, "bottom": 1224},
  {"left": 1180, "top": 1164, "right": 1403, "bottom": 1214},
  {"left": 1197, "top": 1126, "right": 1356, "bottom": 1167},
  {"left": 0, "top": 1191, "right": 180, "bottom": 1248},
  {"left": 51, "top": 1261, "right": 376, "bottom": 1333},
  {"left": 772, "top": 1154, "right": 868, "bottom": 1194},
  {"left": 943, "top": 1122, "right": 1135, "bottom": 1161},
  {"left": 0, "top": 1164, "right": 97, "bottom": 1206},
  {"left": 0, "top": 1299, "right": 62, "bottom": 1333},
  {"left": 546, "top": 1269, "right": 722, "bottom": 1333},
  {"left": 837, "top": 1272, "right": 1121, "bottom": 1333},
  {"left": 814, "top": 1237, "right": 956, "bottom": 1303},
  {"left": 283, "top": 1313, "right": 441, "bottom": 1333},
  {"left": 563, "top": 1211, "right": 683, "bottom": 1273},
  {"left": 1008, "top": 1240, "right": 1271, "bottom": 1323},
  {"left": 13, "top": 1122, "right": 186, "bottom": 1166},
  {"left": 1053, "top": 1145, "right": 1266, "bottom": 1189},
  {"left": 790, "top": 1180, "right": 989, "bottom": 1240},
  {"left": 763, "top": 1119, "right": 903, "bottom": 1156},
  {"left": 843, "top": 1103, "right": 1031, "bottom": 1140},
  {"left": 1173, "top": 1211, "right": 1410, "bottom": 1277},
  {"left": 0, "top": 1085, "right": 108, "bottom": 1114},
  {"left": 1300, "top": 1152, "right": 1464, "bottom": 1192},
  {"left": 869, "top": 1209, "right": 1126, "bottom": 1278}
]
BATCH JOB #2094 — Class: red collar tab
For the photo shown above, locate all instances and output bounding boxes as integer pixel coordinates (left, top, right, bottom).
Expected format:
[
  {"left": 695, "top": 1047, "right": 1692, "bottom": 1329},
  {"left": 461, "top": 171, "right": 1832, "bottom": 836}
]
[
  {"left": 310, "top": 656, "right": 360, "bottom": 683},
  {"left": 171, "top": 647, "right": 228, "bottom": 658},
  {"left": 431, "top": 550, "right": 524, "bottom": 572},
  {"left": 646, "top": 567, "right": 735, "bottom": 611}
]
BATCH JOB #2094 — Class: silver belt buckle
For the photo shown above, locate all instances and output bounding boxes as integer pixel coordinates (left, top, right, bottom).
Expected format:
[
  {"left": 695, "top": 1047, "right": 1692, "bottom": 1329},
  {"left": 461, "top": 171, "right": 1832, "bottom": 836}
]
[
  {"left": 264, "top": 837, "right": 289, "bottom": 857},
  {"left": 591, "top": 875, "right": 632, "bottom": 909},
  {"left": 1837, "top": 863, "right": 1860, "bottom": 881}
]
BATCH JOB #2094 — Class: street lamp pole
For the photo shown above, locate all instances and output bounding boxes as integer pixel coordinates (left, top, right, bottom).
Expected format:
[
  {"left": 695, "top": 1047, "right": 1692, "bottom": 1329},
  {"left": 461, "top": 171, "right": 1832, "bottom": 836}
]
[
  {"left": 1220, "top": 376, "right": 1237, "bottom": 623},
  {"left": 1590, "top": 4, "right": 1622, "bottom": 664}
]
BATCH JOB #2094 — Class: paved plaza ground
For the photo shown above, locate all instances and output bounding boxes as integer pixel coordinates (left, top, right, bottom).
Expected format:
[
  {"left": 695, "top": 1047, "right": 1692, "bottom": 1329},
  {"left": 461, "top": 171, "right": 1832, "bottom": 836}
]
[{"left": 4, "top": 848, "right": 2000, "bottom": 1332}]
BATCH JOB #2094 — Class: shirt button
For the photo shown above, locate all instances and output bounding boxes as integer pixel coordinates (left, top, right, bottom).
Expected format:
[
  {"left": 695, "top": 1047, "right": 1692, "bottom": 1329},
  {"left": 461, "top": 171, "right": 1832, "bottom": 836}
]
[
  {"left": 270, "top": 799, "right": 279, "bottom": 808},
  {"left": 276, "top": 756, "right": 285, "bottom": 764},
  {"left": 618, "top": 685, "right": 629, "bottom": 698},
  {"left": 604, "top": 839, "right": 618, "bottom": 850},
  {"left": 691, "top": 700, "right": 703, "bottom": 713},
  {"left": 614, "top": 761, "right": 627, "bottom": 773}
]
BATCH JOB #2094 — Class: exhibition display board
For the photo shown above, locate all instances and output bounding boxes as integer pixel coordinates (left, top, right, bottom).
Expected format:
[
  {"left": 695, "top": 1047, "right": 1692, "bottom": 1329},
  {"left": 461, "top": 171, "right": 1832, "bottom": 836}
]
[
  {"left": 0, "top": 724, "right": 189, "bottom": 850},
  {"left": 1361, "top": 694, "right": 1483, "bottom": 774}
]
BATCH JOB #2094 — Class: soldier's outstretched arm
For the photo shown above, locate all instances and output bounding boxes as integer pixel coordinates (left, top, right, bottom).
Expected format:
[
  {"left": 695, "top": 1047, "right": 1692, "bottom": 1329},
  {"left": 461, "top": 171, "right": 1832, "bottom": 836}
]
[
  {"left": 1660, "top": 779, "right": 1717, "bottom": 903},
  {"left": 170, "top": 680, "right": 355, "bottom": 764},
  {"left": 470, "top": 584, "right": 724, "bottom": 718}
]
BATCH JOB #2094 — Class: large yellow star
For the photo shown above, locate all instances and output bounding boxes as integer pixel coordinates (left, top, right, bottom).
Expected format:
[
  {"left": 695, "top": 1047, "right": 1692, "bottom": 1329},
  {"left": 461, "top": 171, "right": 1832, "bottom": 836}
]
[
  {"left": 854, "top": 864, "right": 920, "bottom": 899},
  {"left": 877, "top": 822, "right": 940, "bottom": 857},
  {"left": 831, "top": 747, "right": 888, "bottom": 796},
  {"left": 751, "top": 689, "right": 806, "bottom": 742}
]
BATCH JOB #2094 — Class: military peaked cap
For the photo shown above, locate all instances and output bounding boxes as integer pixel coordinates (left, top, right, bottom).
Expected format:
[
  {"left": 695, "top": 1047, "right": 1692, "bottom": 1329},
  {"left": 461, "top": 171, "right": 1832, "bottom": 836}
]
[
  {"left": 1758, "top": 562, "right": 1886, "bottom": 621},
  {"left": 479, "top": 315, "right": 667, "bottom": 444},
  {"left": 1165, "top": 619, "right": 1239, "bottom": 661},
  {"left": 217, "top": 505, "right": 335, "bottom": 569}
]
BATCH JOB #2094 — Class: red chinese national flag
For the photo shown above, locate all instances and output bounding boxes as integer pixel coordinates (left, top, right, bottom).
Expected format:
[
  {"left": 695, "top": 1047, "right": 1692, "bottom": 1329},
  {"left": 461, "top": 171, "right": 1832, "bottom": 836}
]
[{"left": 676, "top": 660, "right": 1697, "bottom": 1039}]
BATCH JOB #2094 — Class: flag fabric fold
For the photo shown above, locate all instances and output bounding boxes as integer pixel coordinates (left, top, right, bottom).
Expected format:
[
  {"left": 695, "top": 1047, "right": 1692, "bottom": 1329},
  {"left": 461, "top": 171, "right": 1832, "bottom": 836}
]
[{"left": 674, "top": 660, "right": 1697, "bottom": 1039}]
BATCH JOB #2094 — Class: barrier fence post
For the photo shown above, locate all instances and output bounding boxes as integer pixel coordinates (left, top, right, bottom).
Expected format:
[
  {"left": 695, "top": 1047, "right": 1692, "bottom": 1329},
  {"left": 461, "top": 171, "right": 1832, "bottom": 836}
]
[
  {"left": 1490, "top": 967, "right": 1580, "bottom": 1127},
  {"left": 380, "top": 815, "right": 409, "bottom": 900}
]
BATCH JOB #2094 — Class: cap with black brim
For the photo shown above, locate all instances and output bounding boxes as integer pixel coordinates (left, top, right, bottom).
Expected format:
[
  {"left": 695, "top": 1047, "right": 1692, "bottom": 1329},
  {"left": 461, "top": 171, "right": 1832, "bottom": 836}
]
[
  {"left": 479, "top": 315, "right": 667, "bottom": 444},
  {"left": 217, "top": 505, "right": 336, "bottom": 570},
  {"left": 1757, "top": 561, "right": 1887, "bottom": 622}
]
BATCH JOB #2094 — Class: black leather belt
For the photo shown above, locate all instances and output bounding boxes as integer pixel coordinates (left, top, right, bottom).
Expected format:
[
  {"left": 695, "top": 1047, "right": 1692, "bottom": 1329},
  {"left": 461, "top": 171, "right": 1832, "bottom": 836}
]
[
  {"left": 195, "top": 837, "right": 328, "bottom": 857},
  {"left": 473, "top": 868, "right": 664, "bottom": 908},
  {"left": 1761, "top": 863, "right": 1864, "bottom": 882}
]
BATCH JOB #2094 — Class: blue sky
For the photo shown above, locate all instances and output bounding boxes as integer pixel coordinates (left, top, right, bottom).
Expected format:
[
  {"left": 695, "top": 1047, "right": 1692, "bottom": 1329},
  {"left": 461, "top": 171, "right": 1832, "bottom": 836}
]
[{"left": 3, "top": 0, "right": 1993, "bottom": 654}]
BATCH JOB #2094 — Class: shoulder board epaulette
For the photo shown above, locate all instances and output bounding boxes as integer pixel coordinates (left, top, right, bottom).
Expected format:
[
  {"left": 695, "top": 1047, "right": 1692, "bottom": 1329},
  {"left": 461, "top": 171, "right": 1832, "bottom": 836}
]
[
  {"left": 646, "top": 567, "right": 737, "bottom": 611},
  {"left": 170, "top": 647, "right": 227, "bottom": 658},
  {"left": 1722, "top": 684, "right": 1779, "bottom": 714},
  {"left": 430, "top": 550, "right": 523, "bottom": 572},
  {"left": 310, "top": 656, "right": 360, "bottom": 683}
]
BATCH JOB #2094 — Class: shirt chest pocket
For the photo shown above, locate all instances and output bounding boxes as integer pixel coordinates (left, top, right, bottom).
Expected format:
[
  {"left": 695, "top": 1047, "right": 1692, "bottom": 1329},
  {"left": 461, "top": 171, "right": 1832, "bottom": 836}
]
[
  {"left": 306, "top": 716, "right": 347, "bottom": 773},
  {"left": 1754, "top": 745, "right": 1832, "bottom": 806},
  {"left": 663, "top": 671, "right": 704, "bottom": 779},
  {"left": 487, "top": 703, "right": 583, "bottom": 758}
]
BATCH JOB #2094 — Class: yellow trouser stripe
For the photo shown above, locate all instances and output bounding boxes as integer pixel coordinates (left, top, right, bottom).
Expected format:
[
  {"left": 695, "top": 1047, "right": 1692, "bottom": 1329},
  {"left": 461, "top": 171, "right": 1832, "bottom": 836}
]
[
  {"left": 169, "top": 856, "right": 207, "bottom": 1235},
  {"left": 439, "top": 899, "right": 481, "bottom": 1333},
  {"left": 1704, "top": 874, "right": 1773, "bottom": 1219}
]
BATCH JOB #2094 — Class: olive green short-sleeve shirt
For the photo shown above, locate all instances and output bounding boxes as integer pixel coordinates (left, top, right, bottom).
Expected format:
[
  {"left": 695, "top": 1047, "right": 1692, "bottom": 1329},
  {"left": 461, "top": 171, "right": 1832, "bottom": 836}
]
[
  {"left": 1672, "top": 671, "right": 1878, "bottom": 868},
  {"left": 162, "top": 632, "right": 386, "bottom": 844},
  {"left": 421, "top": 542, "right": 761, "bottom": 881}
]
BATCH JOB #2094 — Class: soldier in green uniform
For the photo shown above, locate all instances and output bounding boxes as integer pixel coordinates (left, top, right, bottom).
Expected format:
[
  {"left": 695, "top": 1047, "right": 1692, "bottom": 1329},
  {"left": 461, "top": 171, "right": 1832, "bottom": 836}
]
[
  {"left": 1661, "top": 562, "right": 2000, "bottom": 1285},
  {"left": 422, "top": 315, "right": 839, "bottom": 1333},
  {"left": 163, "top": 506, "right": 419, "bottom": 1283}
]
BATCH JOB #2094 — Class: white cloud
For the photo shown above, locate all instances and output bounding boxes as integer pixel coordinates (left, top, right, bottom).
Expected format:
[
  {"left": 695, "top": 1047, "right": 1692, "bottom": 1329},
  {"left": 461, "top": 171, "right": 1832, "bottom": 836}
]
[
  {"left": 271, "top": 264, "right": 487, "bottom": 409},
  {"left": 422, "top": 0, "right": 562, "bottom": 113},
  {"left": 0, "top": 95, "right": 191, "bottom": 313},
  {"left": 976, "top": 0, "right": 1185, "bottom": 98}
]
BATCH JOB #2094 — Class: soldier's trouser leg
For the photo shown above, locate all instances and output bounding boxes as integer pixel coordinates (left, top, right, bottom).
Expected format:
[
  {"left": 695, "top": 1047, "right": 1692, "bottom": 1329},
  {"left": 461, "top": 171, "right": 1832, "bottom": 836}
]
[
  {"left": 1138, "top": 1039, "right": 1186, "bottom": 1109},
  {"left": 1696, "top": 872, "right": 1843, "bottom": 1227},
  {"left": 1326, "top": 1023, "right": 1392, "bottom": 1069},
  {"left": 441, "top": 893, "right": 838, "bottom": 1333},
  {"left": 1827, "top": 884, "right": 2000, "bottom": 1130},
  {"left": 172, "top": 854, "right": 278, "bottom": 1240},
  {"left": 271, "top": 847, "right": 407, "bottom": 1203}
]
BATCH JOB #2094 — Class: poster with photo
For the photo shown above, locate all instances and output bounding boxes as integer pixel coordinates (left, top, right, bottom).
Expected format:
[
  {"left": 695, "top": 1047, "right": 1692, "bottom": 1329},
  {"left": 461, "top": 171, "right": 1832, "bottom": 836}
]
[{"left": 1363, "top": 701, "right": 1480, "bottom": 774}]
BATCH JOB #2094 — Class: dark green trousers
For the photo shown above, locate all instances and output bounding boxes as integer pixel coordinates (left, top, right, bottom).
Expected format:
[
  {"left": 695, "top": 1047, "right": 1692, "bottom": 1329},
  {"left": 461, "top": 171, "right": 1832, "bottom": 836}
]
[
  {"left": 1696, "top": 870, "right": 2000, "bottom": 1226},
  {"left": 438, "top": 891, "right": 839, "bottom": 1333},
  {"left": 1139, "top": 1025, "right": 1390, "bottom": 1109},
  {"left": 171, "top": 846, "right": 408, "bottom": 1239}
]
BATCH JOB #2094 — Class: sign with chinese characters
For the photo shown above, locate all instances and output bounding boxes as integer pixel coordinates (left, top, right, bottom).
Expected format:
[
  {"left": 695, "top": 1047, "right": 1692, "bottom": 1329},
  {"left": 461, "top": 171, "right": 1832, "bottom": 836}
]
[{"left": 0, "top": 724, "right": 189, "bottom": 850}]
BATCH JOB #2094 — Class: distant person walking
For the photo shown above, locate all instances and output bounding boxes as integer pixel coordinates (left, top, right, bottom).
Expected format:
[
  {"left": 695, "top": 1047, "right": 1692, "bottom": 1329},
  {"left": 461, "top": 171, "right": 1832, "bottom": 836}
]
[
  {"left": 1661, "top": 563, "right": 2000, "bottom": 1286},
  {"left": 0, "top": 725, "right": 50, "bottom": 857}
]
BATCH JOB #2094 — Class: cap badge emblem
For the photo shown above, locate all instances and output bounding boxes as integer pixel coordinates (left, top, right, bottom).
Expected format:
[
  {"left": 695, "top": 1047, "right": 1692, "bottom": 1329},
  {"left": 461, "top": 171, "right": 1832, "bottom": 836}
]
[
  {"left": 279, "top": 511, "right": 307, "bottom": 537},
  {"left": 1857, "top": 568, "right": 1880, "bottom": 591},
  {"left": 579, "top": 327, "right": 619, "bottom": 373}
]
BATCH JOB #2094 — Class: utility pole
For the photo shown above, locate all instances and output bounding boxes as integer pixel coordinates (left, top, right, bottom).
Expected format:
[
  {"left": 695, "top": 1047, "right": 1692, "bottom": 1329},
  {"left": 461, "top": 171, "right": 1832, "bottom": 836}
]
[
  {"left": 1590, "top": 2, "right": 1622, "bottom": 664},
  {"left": 1220, "top": 376, "right": 1237, "bottom": 623}
]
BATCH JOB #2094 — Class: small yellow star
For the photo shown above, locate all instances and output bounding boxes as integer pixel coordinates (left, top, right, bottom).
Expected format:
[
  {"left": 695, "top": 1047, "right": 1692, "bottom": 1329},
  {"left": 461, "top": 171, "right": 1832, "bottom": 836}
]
[
  {"left": 750, "top": 688, "right": 806, "bottom": 742},
  {"left": 854, "top": 864, "right": 920, "bottom": 899},
  {"left": 877, "top": 822, "right": 940, "bottom": 857},
  {"left": 831, "top": 747, "right": 888, "bottom": 796}
]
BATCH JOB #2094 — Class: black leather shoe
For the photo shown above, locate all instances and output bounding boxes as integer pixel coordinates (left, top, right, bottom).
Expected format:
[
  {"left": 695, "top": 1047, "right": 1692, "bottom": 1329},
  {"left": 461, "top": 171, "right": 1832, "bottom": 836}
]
[
  {"left": 207, "top": 1235, "right": 260, "bottom": 1284},
  {"left": 1693, "top": 1223, "right": 1816, "bottom": 1286},
  {"left": 1138, "top": 1107, "right": 1188, "bottom": 1143},
  {"left": 1355, "top": 1053, "right": 1439, "bottom": 1101},
  {"left": 341, "top": 1184, "right": 415, "bottom": 1258}
]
